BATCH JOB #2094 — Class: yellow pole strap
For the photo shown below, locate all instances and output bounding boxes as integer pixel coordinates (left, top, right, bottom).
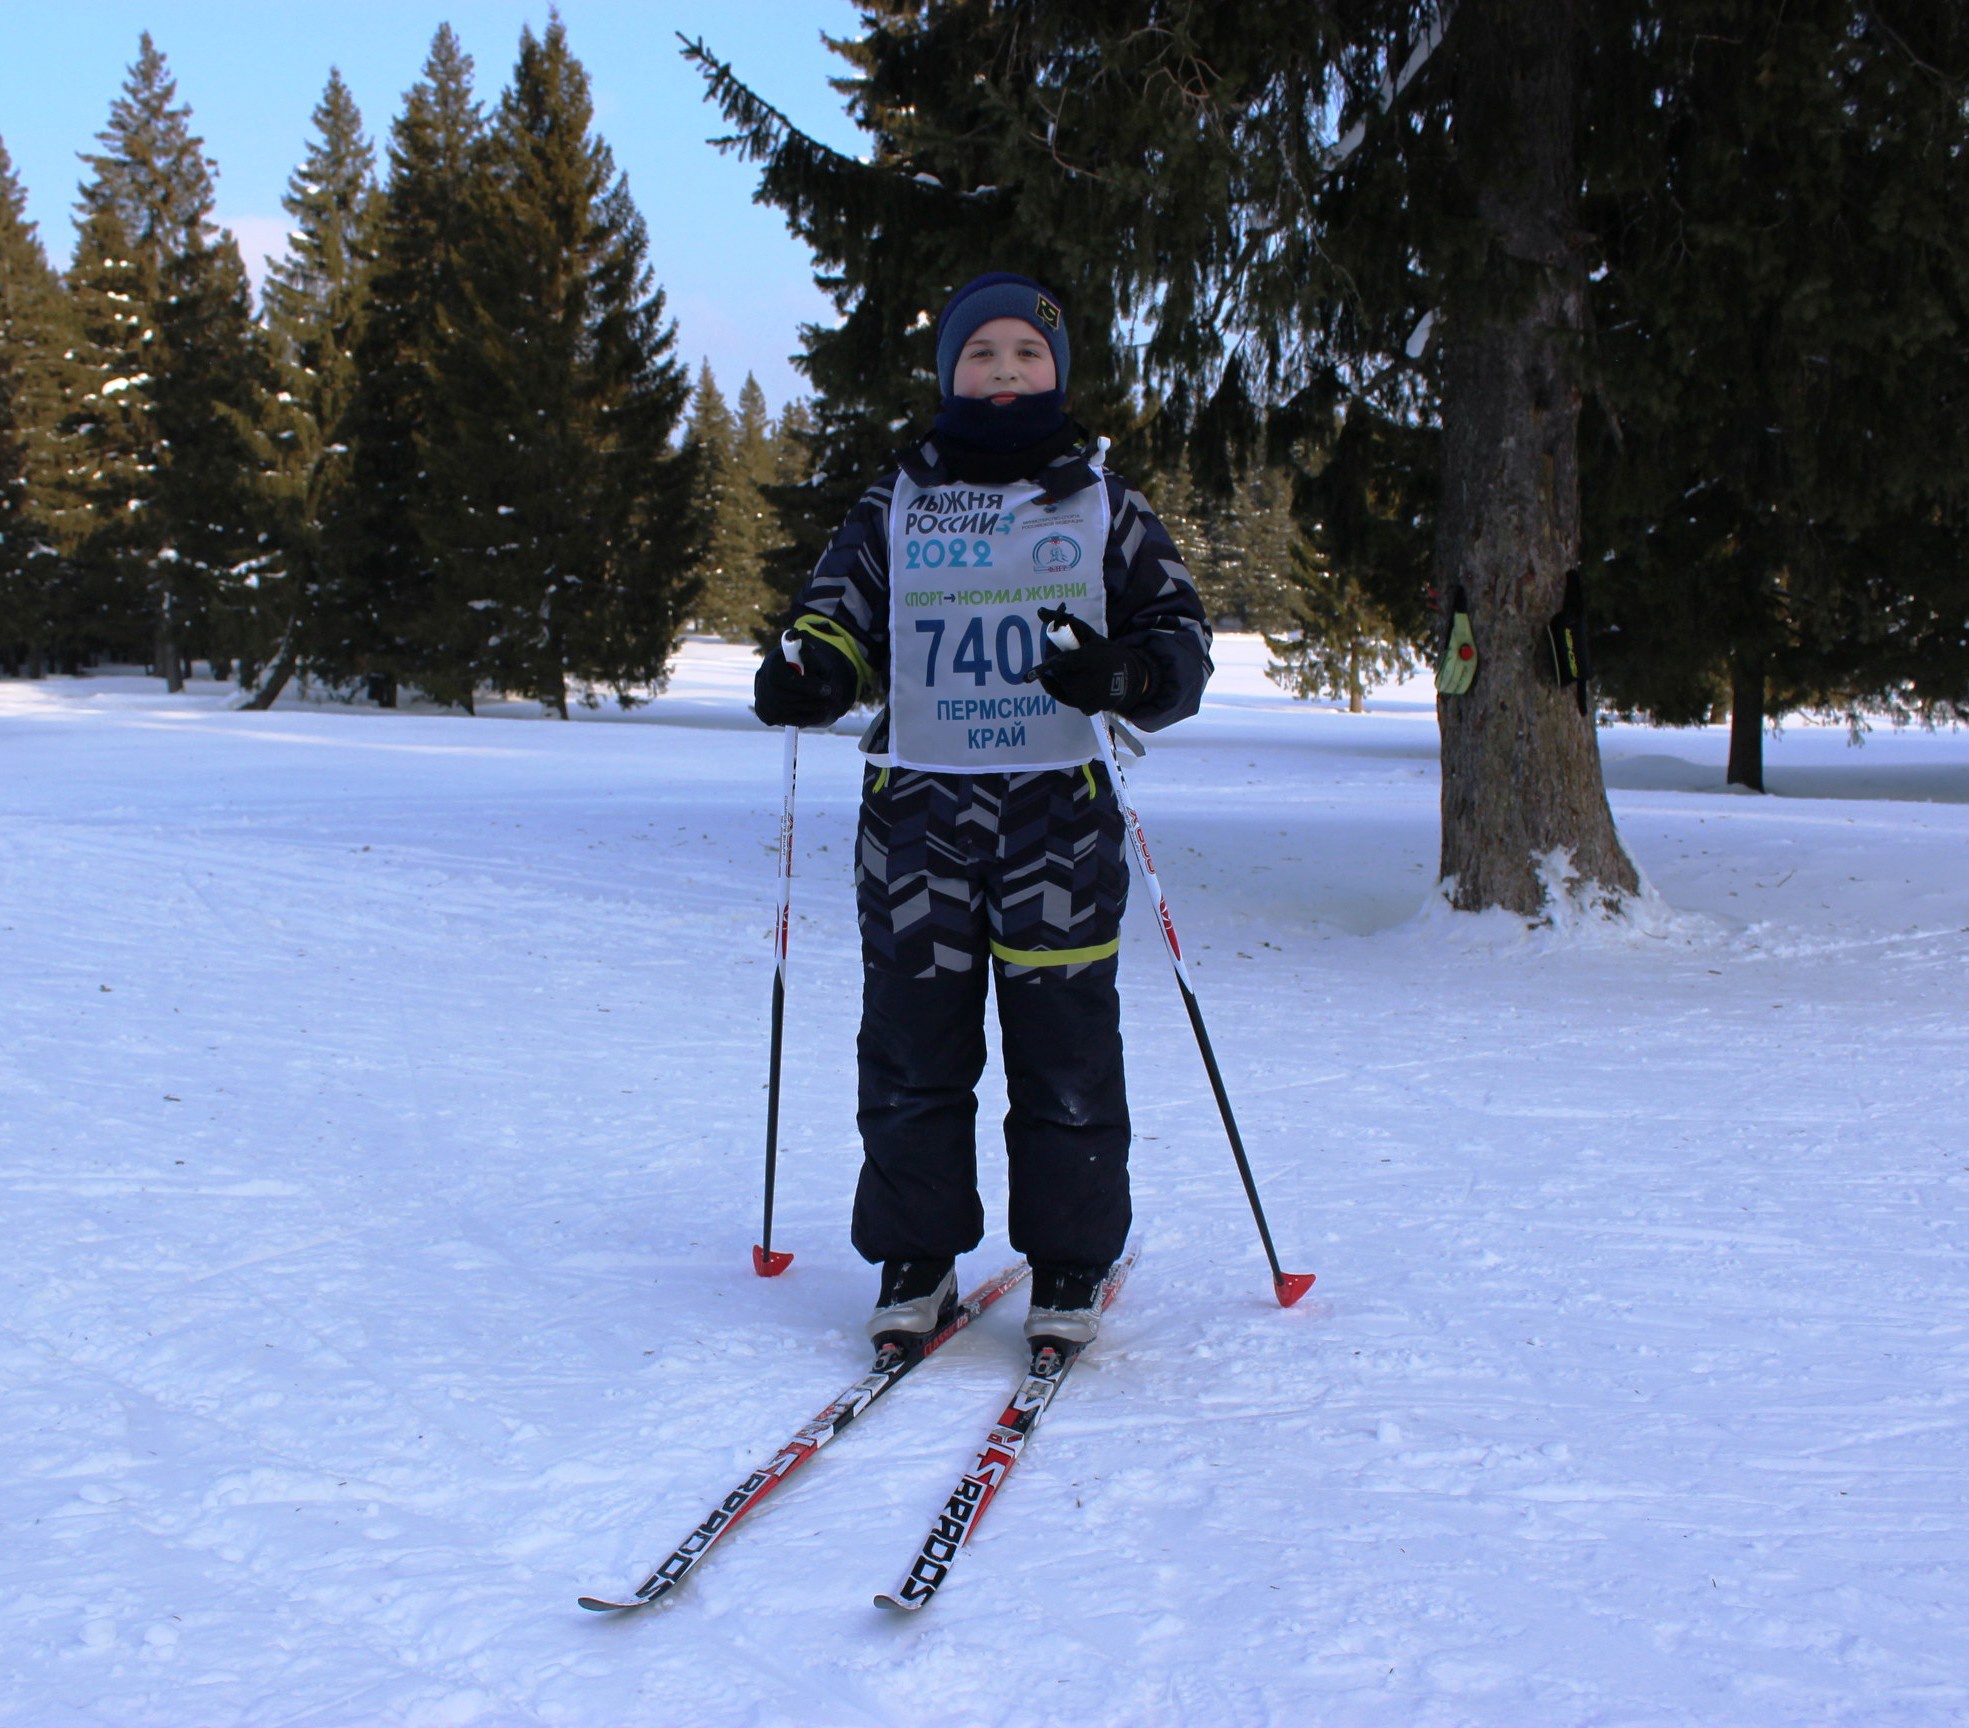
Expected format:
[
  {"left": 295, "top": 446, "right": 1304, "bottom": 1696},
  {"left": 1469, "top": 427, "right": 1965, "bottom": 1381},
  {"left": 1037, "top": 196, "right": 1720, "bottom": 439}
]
[{"left": 791, "top": 615, "right": 876, "bottom": 702}]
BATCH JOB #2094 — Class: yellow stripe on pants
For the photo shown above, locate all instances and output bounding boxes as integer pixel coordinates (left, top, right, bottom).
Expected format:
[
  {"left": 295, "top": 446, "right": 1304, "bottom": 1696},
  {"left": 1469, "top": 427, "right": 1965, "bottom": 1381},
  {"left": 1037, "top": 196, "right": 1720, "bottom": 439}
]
[{"left": 989, "top": 937, "right": 1120, "bottom": 969}]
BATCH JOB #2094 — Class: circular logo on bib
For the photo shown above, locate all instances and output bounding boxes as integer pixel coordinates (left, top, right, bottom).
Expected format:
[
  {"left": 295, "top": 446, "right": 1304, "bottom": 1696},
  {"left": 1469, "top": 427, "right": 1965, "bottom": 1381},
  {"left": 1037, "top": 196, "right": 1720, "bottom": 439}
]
[{"left": 1032, "top": 535, "right": 1081, "bottom": 572}]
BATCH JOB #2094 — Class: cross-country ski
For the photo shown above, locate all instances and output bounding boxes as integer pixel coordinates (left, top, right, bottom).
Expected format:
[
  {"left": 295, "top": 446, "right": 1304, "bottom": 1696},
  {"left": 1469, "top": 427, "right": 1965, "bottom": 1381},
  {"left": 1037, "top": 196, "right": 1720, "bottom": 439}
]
[
  {"left": 577, "top": 1261, "right": 1029, "bottom": 1611},
  {"left": 875, "top": 1249, "right": 1138, "bottom": 1612}
]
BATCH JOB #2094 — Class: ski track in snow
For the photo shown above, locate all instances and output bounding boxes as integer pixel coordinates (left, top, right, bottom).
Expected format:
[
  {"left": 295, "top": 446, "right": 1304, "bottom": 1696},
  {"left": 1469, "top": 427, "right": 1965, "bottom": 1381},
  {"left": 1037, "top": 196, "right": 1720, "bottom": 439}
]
[{"left": 2, "top": 639, "right": 1966, "bottom": 1727}]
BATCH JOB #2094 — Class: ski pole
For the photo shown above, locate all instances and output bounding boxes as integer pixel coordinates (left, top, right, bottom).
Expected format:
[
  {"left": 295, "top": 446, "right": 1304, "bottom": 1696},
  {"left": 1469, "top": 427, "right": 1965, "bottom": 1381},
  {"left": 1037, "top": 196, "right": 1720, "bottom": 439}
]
[
  {"left": 754, "top": 634, "right": 802, "bottom": 1278},
  {"left": 1041, "top": 614, "right": 1313, "bottom": 1307}
]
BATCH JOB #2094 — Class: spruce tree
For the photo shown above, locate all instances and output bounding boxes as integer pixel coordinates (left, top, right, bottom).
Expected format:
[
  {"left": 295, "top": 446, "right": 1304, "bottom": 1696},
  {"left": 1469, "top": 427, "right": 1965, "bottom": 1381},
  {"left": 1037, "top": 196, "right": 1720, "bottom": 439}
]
[
  {"left": 0, "top": 338, "right": 30, "bottom": 672},
  {"left": 688, "top": 5, "right": 1638, "bottom": 915},
  {"left": 64, "top": 34, "right": 264, "bottom": 689},
  {"left": 336, "top": 25, "right": 486, "bottom": 707},
  {"left": 701, "top": 4, "right": 1966, "bottom": 843},
  {"left": 1150, "top": 455, "right": 1301, "bottom": 634},
  {"left": 681, "top": 360, "right": 738, "bottom": 631},
  {"left": 62, "top": 39, "right": 188, "bottom": 677},
  {"left": 748, "top": 393, "right": 820, "bottom": 648},
  {"left": 771, "top": 396, "right": 816, "bottom": 488},
  {"left": 251, "top": 69, "right": 379, "bottom": 706},
  {"left": 419, "top": 18, "right": 696, "bottom": 715},
  {"left": 0, "top": 138, "right": 74, "bottom": 676},
  {"left": 685, "top": 365, "right": 779, "bottom": 638},
  {"left": 1292, "top": 397, "right": 1437, "bottom": 656},
  {"left": 728, "top": 372, "right": 778, "bottom": 624},
  {"left": 151, "top": 227, "right": 269, "bottom": 682},
  {"left": 682, "top": 31, "right": 1146, "bottom": 628},
  {"left": 1581, "top": 3, "right": 1969, "bottom": 786},
  {"left": 60, "top": 201, "right": 155, "bottom": 667},
  {"left": 1270, "top": 541, "right": 1420, "bottom": 713}
]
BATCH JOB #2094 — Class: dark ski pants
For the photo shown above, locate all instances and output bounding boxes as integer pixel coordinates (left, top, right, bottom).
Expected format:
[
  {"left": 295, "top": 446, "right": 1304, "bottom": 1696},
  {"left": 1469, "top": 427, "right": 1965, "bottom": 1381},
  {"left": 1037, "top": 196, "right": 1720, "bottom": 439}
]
[{"left": 851, "top": 764, "right": 1132, "bottom": 1270}]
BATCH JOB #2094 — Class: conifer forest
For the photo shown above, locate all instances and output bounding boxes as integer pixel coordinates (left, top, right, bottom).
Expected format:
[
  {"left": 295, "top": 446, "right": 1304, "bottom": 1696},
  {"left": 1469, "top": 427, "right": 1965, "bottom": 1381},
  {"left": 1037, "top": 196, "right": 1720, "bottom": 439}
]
[
  {"left": 2, "top": 3, "right": 1967, "bottom": 909},
  {"left": 0, "top": 21, "right": 811, "bottom": 718}
]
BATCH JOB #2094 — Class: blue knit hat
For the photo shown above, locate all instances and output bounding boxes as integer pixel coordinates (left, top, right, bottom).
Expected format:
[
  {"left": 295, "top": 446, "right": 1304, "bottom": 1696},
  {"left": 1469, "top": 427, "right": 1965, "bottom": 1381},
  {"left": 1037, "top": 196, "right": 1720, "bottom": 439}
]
[{"left": 935, "top": 272, "right": 1070, "bottom": 396}]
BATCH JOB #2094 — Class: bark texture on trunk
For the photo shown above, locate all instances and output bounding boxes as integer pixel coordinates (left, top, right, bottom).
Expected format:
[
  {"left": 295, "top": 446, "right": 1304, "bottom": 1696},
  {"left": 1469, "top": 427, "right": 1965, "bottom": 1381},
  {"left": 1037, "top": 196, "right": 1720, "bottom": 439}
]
[
  {"left": 1434, "top": 0, "right": 1637, "bottom": 916},
  {"left": 243, "top": 640, "right": 298, "bottom": 712},
  {"left": 1726, "top": 649, "right": 1766, "bottom": 792},
  {"left": 156, "top": 588, "right": 183, "bottom": 695}
]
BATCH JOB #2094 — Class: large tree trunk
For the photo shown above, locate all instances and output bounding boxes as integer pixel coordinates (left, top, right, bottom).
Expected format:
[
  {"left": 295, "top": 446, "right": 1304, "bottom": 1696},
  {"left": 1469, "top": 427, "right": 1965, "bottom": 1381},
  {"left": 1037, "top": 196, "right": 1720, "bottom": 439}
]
[
  {"left": 545, "top": 627, "right": 569, "bottom": 719},
  {"left": 155, "top": 584, "right": 184, "bottom": 694},
  {"left": 1726, "top": 647, "right": 1766, "bottom": 792},
  {"left": 1433, "top": 0, "right": 1637, "bottom": 916},
  {"left": 243, "top": 637, "right": 299, "bottom": 711}
]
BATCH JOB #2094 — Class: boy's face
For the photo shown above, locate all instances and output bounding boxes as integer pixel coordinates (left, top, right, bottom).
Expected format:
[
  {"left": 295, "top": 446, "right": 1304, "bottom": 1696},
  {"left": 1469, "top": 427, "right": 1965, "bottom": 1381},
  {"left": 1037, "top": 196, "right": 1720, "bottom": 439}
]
[{"left": 952, "top": 317, "right": 1058, "bottom": 402}]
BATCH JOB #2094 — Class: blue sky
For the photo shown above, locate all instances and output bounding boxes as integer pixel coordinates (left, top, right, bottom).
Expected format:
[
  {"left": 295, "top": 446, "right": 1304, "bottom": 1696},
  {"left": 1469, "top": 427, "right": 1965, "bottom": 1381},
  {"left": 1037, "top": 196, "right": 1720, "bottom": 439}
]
[{"left": 0, "top": 1, "right": 869, "bottom": 410}]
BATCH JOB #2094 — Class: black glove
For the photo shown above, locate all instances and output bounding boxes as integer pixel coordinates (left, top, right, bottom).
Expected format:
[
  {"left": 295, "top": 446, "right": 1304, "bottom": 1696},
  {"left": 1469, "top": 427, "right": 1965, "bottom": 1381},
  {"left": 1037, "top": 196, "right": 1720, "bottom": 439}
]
[
  {"left": 1545, "top": 567, "right": 1592, "bottom": 716},
  {"left": 1026, "top": 607, "right": 1152, "bottom": 716},
  {"left": 753, "top": 631, "right": 856, "bottom": 728}
]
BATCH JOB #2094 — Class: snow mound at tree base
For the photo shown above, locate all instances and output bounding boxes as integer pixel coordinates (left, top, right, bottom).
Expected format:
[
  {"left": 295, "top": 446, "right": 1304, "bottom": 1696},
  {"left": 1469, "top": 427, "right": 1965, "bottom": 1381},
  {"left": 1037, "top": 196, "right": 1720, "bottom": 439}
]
[{"left": 1408, "top": 848, "right": 1718, "bottom": 953}]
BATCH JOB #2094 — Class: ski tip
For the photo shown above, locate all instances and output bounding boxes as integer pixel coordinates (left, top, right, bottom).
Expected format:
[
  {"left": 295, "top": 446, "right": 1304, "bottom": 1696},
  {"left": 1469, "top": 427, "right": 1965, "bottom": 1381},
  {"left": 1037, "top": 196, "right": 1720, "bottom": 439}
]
[
  {"left": 872, "top": 1591, "right": 922, "bottom": 1613},
  {"left": 1273, "top": 1271, "right": 1317, "bottom": 1308},
  {"left": 577, "top": 1595, "right": 646, "bottom": 1613},
  {"left": 752, "top": 1245, "right": 795, "bottom": 1278}
]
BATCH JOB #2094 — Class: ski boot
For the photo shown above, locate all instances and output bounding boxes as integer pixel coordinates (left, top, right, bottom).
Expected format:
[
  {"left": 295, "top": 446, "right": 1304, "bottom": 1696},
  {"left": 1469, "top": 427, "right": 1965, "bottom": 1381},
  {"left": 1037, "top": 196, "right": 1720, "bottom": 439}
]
[
  {"left": 867, "top": 1257, "right": 958, "bottom": 1352},
  {"left": 1024, "top": 1261, "right": 1110, "bottom": 1353}
]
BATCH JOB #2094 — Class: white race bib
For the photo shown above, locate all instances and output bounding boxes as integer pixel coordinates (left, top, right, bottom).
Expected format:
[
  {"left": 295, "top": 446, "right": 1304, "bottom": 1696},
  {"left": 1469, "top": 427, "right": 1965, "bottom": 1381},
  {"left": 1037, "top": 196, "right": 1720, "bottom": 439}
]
[{"left": 886, "top": 462, "right": 1110, "bottom": 772}]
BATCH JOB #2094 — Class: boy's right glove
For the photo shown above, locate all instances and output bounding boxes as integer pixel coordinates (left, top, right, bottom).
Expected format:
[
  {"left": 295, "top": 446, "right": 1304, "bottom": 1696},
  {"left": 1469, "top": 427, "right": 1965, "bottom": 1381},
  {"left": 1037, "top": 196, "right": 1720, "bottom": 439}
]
[{"left": 754, "top": 632, "right": 855, "bottom": 728}]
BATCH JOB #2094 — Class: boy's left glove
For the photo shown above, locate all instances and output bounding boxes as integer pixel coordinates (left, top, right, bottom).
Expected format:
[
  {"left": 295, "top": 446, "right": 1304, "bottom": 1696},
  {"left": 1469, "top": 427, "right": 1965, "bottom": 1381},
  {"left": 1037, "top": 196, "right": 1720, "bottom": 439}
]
[{"left": 1027, "top": 609, "right": 1152, "bottom": 716}]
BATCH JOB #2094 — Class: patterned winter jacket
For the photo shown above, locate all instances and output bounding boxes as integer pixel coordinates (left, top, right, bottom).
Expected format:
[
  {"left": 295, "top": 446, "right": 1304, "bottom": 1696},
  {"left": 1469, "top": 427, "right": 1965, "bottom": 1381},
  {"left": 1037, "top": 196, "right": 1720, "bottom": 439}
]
[{"left": 790, "top": 431, "right": 1213, "bottom": 758}]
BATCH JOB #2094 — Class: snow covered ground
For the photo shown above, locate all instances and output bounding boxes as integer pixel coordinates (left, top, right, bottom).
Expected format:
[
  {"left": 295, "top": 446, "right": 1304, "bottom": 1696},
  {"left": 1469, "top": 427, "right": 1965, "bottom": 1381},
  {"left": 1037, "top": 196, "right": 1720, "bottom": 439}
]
[{"left": 3, "top": 637, "right": 1966, "bottom": 1727}]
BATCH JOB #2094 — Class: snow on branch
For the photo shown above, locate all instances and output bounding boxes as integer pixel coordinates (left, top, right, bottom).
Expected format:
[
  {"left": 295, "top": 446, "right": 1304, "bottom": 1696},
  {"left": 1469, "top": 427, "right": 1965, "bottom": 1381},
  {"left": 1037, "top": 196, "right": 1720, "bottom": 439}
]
[
  {"left": 1324, "top": 2, "right": 1454, "bottom": 172},
  {"left": 678, "top": 35, "right": 1007, "bottom": 204}
]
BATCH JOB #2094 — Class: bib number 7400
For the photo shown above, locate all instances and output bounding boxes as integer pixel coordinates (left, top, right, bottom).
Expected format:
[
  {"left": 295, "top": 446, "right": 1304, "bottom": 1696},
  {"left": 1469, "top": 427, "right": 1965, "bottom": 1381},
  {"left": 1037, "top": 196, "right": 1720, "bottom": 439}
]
[{"left": 915, "top": 615, "right": 1037, "bottom": 687}]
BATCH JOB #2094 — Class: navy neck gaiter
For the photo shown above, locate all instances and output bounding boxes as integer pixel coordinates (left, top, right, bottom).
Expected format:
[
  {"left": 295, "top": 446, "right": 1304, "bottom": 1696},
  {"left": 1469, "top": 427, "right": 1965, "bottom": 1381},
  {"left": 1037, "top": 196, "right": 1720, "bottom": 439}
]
[{"left": 932, "top": 388, "right": 1069, "bottom": 455}]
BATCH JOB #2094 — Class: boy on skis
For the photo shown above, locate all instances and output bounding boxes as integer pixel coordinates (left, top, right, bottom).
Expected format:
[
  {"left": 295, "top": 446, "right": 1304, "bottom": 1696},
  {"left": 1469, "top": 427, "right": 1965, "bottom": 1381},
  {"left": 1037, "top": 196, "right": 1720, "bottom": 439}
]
[{"left": 751, "top": 272, "right": 1211, "bottom": 1352}]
